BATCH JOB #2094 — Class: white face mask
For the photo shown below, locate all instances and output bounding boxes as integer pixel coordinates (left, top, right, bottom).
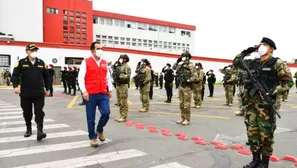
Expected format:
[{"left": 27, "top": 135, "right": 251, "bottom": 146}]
[
  {"left": 257, "top": 45, "right": 267, "bottom": 56},
  {"left": 195, "top": 66, "right": 198, "bottom": 69},
  {"left": 119, "top": 59, "right": 123, "bottom": 64},
  {"left": 96, "top": 50, "right": 103, "bottom": 58},
  {"left": 181, "top": 57, "right": 186, "bottom": 61},
  {"left": 30, "top": 52, "right": 37, "bottom": 58}
]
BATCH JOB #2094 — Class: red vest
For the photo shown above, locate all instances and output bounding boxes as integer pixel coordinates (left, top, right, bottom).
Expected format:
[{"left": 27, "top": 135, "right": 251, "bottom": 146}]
[{"left": 85, "top": 57, "right": 108, "bottom": 94}]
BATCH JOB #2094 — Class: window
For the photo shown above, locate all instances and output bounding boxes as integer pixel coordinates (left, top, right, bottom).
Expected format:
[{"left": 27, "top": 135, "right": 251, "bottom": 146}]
[
  {"left": 82, "top": 38, "right": 87, "bottom": 42},
  {"left": 120, "top": 42, "right": 125, "bottom": 45},
  {"left": 159, "top": 26, "right": 167, "bottom": 32},
  {"left": 143, "top": 39, "right": 147, "bottom": 43},
  {"left": 154, "top": 40, "right": 158, "bottom": 44},
  {"left": 63, "top": 10, "right": 68, "bottom": 14},
  {"left": 148, "top": 24, "right": 157, "bottom": 31},
  {"left": 102, "top": 35, "right": 107, "bottom": 39},
  {"left": 126, "top": 22, "right": 136, "bottom": 29},
  {"left": 100, "top": 17, "right": 112, "bottom": 25},
  {"left": 76, "top": 32, "right": 80, "bottom": 36},
  {"left": 70, "top": 21, "right": 74, "bottom": 25},
  {"left": 138, "top": 23, "right": 147, "bottom": 30},
  {"left": 75, "top": 17, "right": 80, "bottom": 21},
  {"left": 148, "top": 40, "right": 152, "bottom": 43},
  {"left": 76, "top": 22, "right": 81, "bottom": 26},
  {"left": 69, "top": 32, "right": 74, "bottom": 36},
  {"left": 82, "top": 33, "right": 86, "bottom": 37},
  {"left": 93, "top": 17, "right": 98, "bottom": 24},
  {"left": 102, "top": 40, "right": 107, "bottom": 44},
  {"left": 138, "top": 43, "right": 142, "bottom": 46},
  {"left": 138, "top": 39, "right": 142, "bottom": 42},
  {"left": 126, "top": 38, "right": 130, "bottom": 41},
  {"left": 70, "top": 37, "right": 74, "bottom": 42},
  {"left": 76, "top": 38, "right": 80, "bottom": 42},
  {"left": 181, "top": 30, "right": 186, "bottom": 36},
  {"left": 82, "top": 18, "right": 87, "bottom": 22},
  {"left": 114, "top": 19, "right": 125, "bottom": 27},
  {"left": 63, "top": 15, "right": 68, "bottom": 20},
  {"left": 96, "top": 35, "right": 101, "bottom": 38},
  {"left": 63, "top": 21, "right": 68, "bottom": 25},
  {"left": 63, "top": 32, "right": 68, "bottom": 36},
  {"left": 70, "top": 11, "right": 74, "bottom": 15},
  {"left": 76, "top": 12, "right": 80, "bottom": 16},
  {"left": 108, "top": 41, "right": 113, "bottom": 44},
  {"left": 108, "top": 36, "right": 113, "bottom": 40},
  {"left": 82, "top": 28, "right": 86, "bottom": 32},
  {"left": 132, "top": 43, "right": 136, "bottom": 46},
  {"left": 76, "top": 27, "right": 80, "bottom": 32},
  {"left": 63, "top": 26, "right": 68, "bottom": 31},
  {"left": 169, "top": 27, "right": 175, "bottom": 33},
  {"left": 120, "top": 37, "right": 125, "bottom": 41},
  {"left": 154, "top": 45, "right": 158, "bottom": 48},
  {"left": 186, "top": 31, "right": 191, "bottom": 37},
  {"left": 0, "top": 55, "right": 11, "bottom": 66},
  {"left": 63, "top": 37, "right": 68, "bottom": 41},
  {"left": 114, "top": 37, "right": 119, "bottom": 40},
  {"left": 46, "top": 8, "right": 59, "bottom": 14},
  {"left": 82, "top": 12, "right": 87, "bottom": 17},
  {"left": 70, "top": 16, "right": 74, "bottom": 20},
  {"left": 114, "top": 41, "right": 119, "bottom": 44},
  {"left": 132, "top": 38, "right": 136, "bottom": 42},
  {"left": 126, "top": 42, "right": 131, "bottom": 45},
  {"left": 82, "top": 23, "right": 86, "bottom": 27}
]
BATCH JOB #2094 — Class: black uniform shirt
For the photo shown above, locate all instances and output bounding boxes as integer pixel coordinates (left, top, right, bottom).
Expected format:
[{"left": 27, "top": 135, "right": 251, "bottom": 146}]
[
  {"left": 11, "top": 57, "right": 50, "bottom": 97},
  {"left": 162, "top": 67, "right": 174, "bottom": 83}
]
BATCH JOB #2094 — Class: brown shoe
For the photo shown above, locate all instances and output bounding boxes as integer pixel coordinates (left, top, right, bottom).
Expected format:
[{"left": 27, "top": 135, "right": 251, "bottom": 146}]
[
  {"left": 90, "top": 139, "right": 98, "bottom": 147},
  {"left": 114, "top": 116, "right": 121, "bottom": 121},
  {"left": 176, "top": 118, "right": 184, "bottom": 124},
  {"left": 235, "top": 111, "right": 244, "bottom": 116},
  {"left": 138, "top": 109, "right": 148, "bottom": 112},
  {"left": 98, "top": 132, "right": 105, "bottom": 142},
  {"left": 181, "top": 119, "right": 190, "bottom": 125}
]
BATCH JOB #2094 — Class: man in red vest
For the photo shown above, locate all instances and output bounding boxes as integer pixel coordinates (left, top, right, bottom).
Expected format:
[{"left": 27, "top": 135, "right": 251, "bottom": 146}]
[{"left": 78, "top": 42, "right": 112, "bottom": 147}]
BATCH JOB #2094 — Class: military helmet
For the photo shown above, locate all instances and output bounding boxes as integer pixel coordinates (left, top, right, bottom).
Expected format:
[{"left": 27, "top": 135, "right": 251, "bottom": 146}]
[
  {"left": 120, "top": 54, "right": 129, "bottom": 62},
  {"left": 26, "top": 44, "right": 39, "bottom": 51},
  {"left": 181, "top": 51, "right": 191, "bottom": 59},
  {"left": 141, "top": 58, "right": 150, "bottom": 65},
  {"left": 196, "top": 62, "right": 202, "bottom": 67}
]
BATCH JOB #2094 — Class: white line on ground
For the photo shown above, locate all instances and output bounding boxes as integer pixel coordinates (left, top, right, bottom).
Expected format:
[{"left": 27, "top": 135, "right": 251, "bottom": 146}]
[
  {"left": 0, "top": 115, "right": 23, "bottom": 120},
  {"left": 0, "top": 119, "right": 55, "bottom": 126},
  {"left": 149, "top": 162, "right": 192, "bottom": 168},
  {"left": 0, "top": 139, "right": 111, "bottom": 158},
  {"left": 0, "top": 108, "right": 22, "bottom": 111},
  {"left": 0, "top": 130, "right": 88, "bottom": 143},
  {"left": 0, "top": 111, "right": 22, "bottom": 115},
  {"left": 0, "top": 124, "right": 70, "bottom": 134},
  {"left": 0, "top": 106, "right": 18, "bottom": 108},
  {"left": 13, "top": 149, "right": 146, "bottom": 168}
]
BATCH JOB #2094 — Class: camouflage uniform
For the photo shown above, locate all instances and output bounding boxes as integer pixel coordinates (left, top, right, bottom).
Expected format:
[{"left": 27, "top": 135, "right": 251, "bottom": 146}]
[
  {"left": 112, "top": 62, "right": 121, "bottom": 105},
  {"left": 136, "top": 59, "right": 151, "bottom": 112},
  {"left": 192, "top": 63, "right": 204, "bottom": 108},
  {"left": 281, "top": 90, "right": 288, "bottom": 101},
  {"left": 220, "top": 65, "right": 237, "bottom": 106},
  {"left": 233, "top": 37, "right": 293, "bottom": 168},
  {"left": 173, "top": 52, "right": 198, "bottom": 125},
  {"left": 115, "top": 55, "right": 131, "bottom": 122}
]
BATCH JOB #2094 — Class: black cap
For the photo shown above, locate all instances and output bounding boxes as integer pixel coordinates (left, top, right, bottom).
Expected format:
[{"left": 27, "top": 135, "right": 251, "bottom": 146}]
[
  {"left": 26, "top": 44, "right": 39, "bottom": 51},
  {"left": 261, "top": 37, "right": 276, "bottom": 50},
  {"left": 181, "top": 51, "right": 191, "bottom": 58},
  {"left": 166, "top": 63, "right": 171, "bottom": 67}
]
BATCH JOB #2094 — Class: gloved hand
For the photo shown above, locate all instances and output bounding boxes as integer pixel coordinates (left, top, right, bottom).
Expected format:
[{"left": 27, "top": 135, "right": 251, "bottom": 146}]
[
  {"left": 241, "top": 47, "right": 256, "bottom": 55},
  {"left": 273, "top": 85, "right": 285, "bottom": 95},
  {"left": 177, "top": 57, "right": 182, "bottom": 63},
  {"left": 138, "top": 62, "right": 141, "bottom": 66}
]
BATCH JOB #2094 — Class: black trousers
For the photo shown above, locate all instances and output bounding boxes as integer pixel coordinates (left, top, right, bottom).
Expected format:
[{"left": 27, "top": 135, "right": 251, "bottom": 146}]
[
  {"left": 208, "top": 83, "right": 214, "bottom": 96},
  {"left": 159, "top": 81, "right": 163, "bottom": 89},
  {"left": 201, "top": 86, "right": 205, "bottom": 101},
  {"left": 20, "top": 96, "right": 45, "bottom": 127},
  {"left": 49, "top": 80, "right": 53, "bottom": 96},
  {"left": 71, "top": 81, "right": 76, "bottom": 95},
  {"left": 149, "top": 84, "right": 153, "bottom": 99},
  {"left": 62, "top": 79, "right": 67, "bottom": 92},
  {"left": 165, "top": 82, "right": 173, "bottom": 101}
]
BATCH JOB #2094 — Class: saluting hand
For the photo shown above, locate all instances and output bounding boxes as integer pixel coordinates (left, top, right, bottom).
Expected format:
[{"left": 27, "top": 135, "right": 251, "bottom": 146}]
[
  {"left": 83, "top": 91, "right": 89, "bottom": 101},
  {"left": 14, "top": 87, "right": 20, "bottom": 94}
]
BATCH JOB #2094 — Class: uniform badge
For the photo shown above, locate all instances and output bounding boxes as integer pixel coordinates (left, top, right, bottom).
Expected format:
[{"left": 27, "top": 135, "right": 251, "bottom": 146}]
[
  {"left": 22, "top": 65, "right": 29, "bottom": 67},
  {"left": 38, "top": 65, "right": 43, "bottom": 68}
]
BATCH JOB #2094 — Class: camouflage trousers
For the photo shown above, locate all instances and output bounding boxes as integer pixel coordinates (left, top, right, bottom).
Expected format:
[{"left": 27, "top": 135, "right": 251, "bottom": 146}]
[
  {"left": 116, "top": 84, "right": 120, "bottom": 104},
  {"left": 139, "top": 83, "right": 150, "bottom": 110},
  {"left": 116, "top": 84, "right": 129, "bottom": 119},
  {"left": 275, "top": 95, "right": 281, "bottom": 113},
  {"left": 245, "top": 103, "right": 276, "bottom": 156},
  {"left": 224, "top": 85, "right": 234, "bottom": 104},
  {"left": 178, "top": 85, "right": 192, "bottom": 121},
  {"left": 237, "top": 85, "right": 246, "bottom": 113},
  {"left": 192, "top": 83, "right": 202, "bottom": 106}
]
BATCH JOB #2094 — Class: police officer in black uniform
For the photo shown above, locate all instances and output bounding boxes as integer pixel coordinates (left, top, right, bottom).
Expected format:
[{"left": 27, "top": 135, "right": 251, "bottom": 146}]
[
  {"left": 70, "top": 66, "right": 78, "bottom": 96},
  {"left": 66, "top": 67, "right": 72, "bottom": 95},
  {"left": 61, "top": 67, "right": 68, "bottom": 93},
  {"left": 162, "top": 63, "right": 174, "bottom": 103},
  {"left": 47, "top": 64, "right": 55, "bottom": 97},
  {"left": 11, "top": 44, "right": 49, "bottom": 141}
]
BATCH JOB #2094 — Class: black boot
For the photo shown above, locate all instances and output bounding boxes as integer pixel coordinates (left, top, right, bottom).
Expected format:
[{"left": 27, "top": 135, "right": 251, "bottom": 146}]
[
  {"left": 243, "top": 153, "right": 261, "bottom": 168},
  {"left": 24, "top": 124, "right": 32, "bottom": 137},
  {"left": 37, "top": 124, "right": 47, "bottom": 141},
  {"left": 257, "top": 155, "right": 269, "bottom": 168}
]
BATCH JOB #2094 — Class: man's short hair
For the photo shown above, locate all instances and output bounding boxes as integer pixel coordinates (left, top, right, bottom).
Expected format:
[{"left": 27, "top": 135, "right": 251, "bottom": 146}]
[{"left": 90, "top": 41, "right": 101, "bottom": 51}]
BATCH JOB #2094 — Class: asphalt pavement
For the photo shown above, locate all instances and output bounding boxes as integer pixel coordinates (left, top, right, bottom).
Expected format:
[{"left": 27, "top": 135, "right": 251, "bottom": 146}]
[{"left": 0, "top": 85, "right": 297, "bottom": 168}]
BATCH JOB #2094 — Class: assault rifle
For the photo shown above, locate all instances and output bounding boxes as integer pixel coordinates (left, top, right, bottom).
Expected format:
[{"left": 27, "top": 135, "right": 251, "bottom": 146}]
[{"left": 238, "top": 59, "right": 281, "bottom": 119}]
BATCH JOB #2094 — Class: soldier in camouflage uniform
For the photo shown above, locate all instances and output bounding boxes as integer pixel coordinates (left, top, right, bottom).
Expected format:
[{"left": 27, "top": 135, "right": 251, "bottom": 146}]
[
  {"left": 220, "top": 65, "right": 237, "bottom": 106},
  {"left": 114, "top": 54, "right": 131, "bottom": 122},
  {"left": 233, "top": 37, "right": 293, "bottom": 168},
  {"left": 112, "top": 61, "right": 120, "bottom": 106},
  {"left": 136, "top": 59, "right": 151, "bottom": 112},
  {"left": 191, "top": 62, "right": 204, "bottom": 108},
  {"left": 281, "top": 90, "right": 289, "bottom": 101},
  {"left": 173, "top": 52, "right": 198, "bottom": 125}
]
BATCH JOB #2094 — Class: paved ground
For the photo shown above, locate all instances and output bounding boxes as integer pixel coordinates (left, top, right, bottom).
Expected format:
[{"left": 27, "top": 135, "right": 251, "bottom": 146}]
[{"left": 0, "top": 85, "right": 297, "bottom": 168}]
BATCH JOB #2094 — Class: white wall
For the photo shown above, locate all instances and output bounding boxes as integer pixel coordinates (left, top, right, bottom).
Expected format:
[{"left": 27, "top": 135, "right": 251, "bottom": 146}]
[
  {"left": 93, "top": 22, "right": 195, "bottom": 54},
  {"left": 1, "top": 44, "right": 297, "bottom": 83},
  {"left": 0, "top": 0, "right": 43, "bottom": 42}
]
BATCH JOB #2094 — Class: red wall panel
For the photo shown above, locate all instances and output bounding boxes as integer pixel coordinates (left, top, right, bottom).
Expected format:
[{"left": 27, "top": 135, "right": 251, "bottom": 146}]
[{"left": 43, "top": 0, "right": 93, "bottom": 45}]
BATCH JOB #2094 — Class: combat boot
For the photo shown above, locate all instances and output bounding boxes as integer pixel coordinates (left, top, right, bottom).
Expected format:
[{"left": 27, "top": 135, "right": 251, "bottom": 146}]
[
  {"left": 117, "top": 117, "right": 127, "bottom": 122},
  {"left": 37, "top": 124, "right": 47, "bottom": 141},
  {"left": 176, "top": 117, "right": 184, "bottom": 124},
  {"left": 138, "top": 109, "right": 147, "bottom": 112},
  {"left": 97, "top": 132, "right": 105, "bottom": 142},
  {"left": 243, "top": 153, "right": 261, "bottom": 168},
  {"left": 24, "top": 124, "right": 32, "bottom": 137},
  {"left": 257, "top": 155, "right": 269, "bottom": 168},
  {"left": 181, "top": 119, "right": 190, "bottom": 125}
]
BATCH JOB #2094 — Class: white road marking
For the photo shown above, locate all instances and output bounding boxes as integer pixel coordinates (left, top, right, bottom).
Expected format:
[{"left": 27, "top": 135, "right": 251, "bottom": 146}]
[
  {"left": 0, "top": 111, "right": 22, "bottom": 115},
  {"left": 0, "top": 130, "right": 88, "bottom": 144},
  {"left": 0, "top": 124, "right": 70, "bottom": 134},
  {"left": 0, "top": 108, "right": 22, "bottom": 111},
  {"left": 0, "top": 139, "right": 111, "bottom": 158},
  {"left": 149, "top": 162, "right": 192, "bottom": 168},
  {"left": 0, "top": 105, "right": 18, "bottom": 108},
  {"left": 0, "top": 115, "right": 23, "bottom": 120},
  {"left": 13, "top": 149, "right": 146, "bottom": 168},
  {"left": 0, "top": 119, "right": 55, "bottom": 126}
]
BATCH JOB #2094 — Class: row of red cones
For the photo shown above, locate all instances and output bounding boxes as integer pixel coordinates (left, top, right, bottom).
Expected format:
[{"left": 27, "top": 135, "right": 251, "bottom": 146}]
[{"left": 124, "top": 121, "right": 297, "bottom": 166}]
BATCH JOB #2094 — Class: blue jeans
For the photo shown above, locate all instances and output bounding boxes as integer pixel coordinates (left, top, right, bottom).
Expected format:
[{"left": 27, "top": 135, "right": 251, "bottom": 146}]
[{"left": 85, "top": 93, "right": 110, "bottom": 140}]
